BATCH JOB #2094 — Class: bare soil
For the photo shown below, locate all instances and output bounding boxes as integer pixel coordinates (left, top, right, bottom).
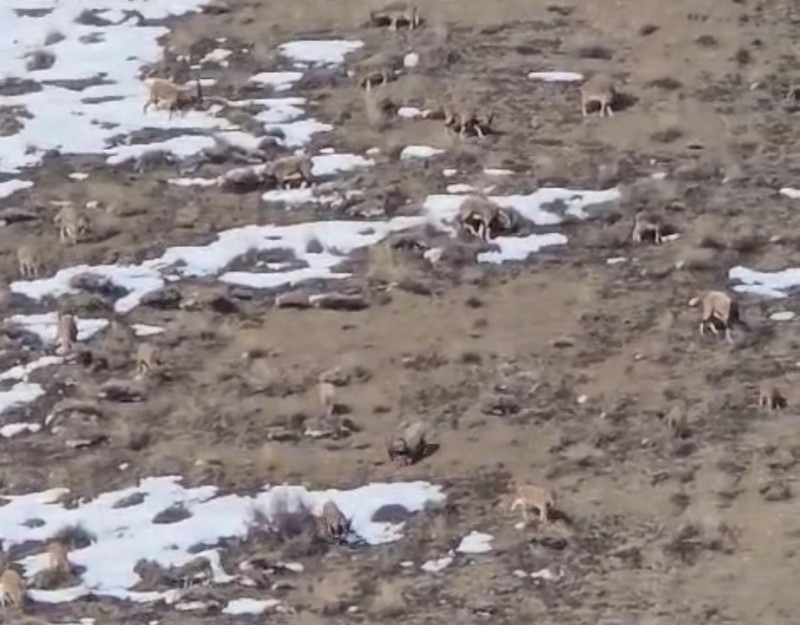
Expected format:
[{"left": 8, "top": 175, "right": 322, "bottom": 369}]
[{"left": 2, "top": 0, "right": 800, "bottom": 623}]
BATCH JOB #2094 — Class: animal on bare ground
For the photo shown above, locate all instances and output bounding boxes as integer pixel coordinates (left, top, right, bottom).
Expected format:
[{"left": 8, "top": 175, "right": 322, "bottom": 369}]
[
  {"left": 698, "top": 290, "right": 746, "bottom": 343},
  {"left": 135, "top": 343, "right": 161, "bottom": 377},
  {"left": 368, "top": 3, "right": 421, "bottom": 30},
  {"left": 758, "top": 381, "right": 787, "bottom": 410},
  {"left": 55, "top": 311, "right": 78, "bottom": 356},
  {"left": 53, "top": 203, "right": 90, "bottom": 245},
  {"left": 581, "top": 72, "right": 617, "bottom": 118},
  {"left": 387, "top": 419, "right": 433, "bottom": 465},
  {"left": 509, "top": 480, "right": 556, "bottom": 524},
  {"left": 270, "top": 154, "right": 314, "bottom": 189},
  {"left": 631, "top": 209, "right": 665, "bottom": 244},
  {"left": 16, "top": 244, "right": 42, "bottom": 278}
]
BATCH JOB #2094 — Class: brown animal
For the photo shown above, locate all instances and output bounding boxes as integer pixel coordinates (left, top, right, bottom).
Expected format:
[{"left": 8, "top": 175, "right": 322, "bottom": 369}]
[
  {"left": 699, "top": 290, "right": 744, "bottom": 343},
  {"left": 0, "top": 569, "right": 24, "bottom": 608},
  {"left": 318, "top": 382, "right": 336, "bottom": 418},
  {"left": 581, "top": 73, "right": 617, "bottom": 118},
  {"left": 663, "top": 405, "right": 690, "bottom": 438},
  {"left": 387, "top": 420, "right": 430, "bottom": 465},
  {"left": 143, "top": 77, "right": 203, "bottom": 118},
  {"left": 509, "top": 481, "right": 556, "bottom": 524},
  {"left": 457, "top": 196, "right": 517, "bottom": 241},
  {"left": 54, "top": 203, "right": 90, "bottom": 245},
  {"left": 315, "top": 500, "right": 351, "bottom": 542},
  {"left": 270, "top": 154, "right": 313, "bottom": 189},
  {"left": 369, "top": 3, "right": 421, "bottom": 30},
  {"left": 443, "top": 103, "right": 494, "bottom": 139},
  {"left": 354, "top": 52, "right": 402, "bottom": 90},
  {"left": 135, "top": 343, "right": 160, "bottom": 376},
  {"left": 17, "top": 244, "right": 42, "bottom": 278},
  {"left": 46, "top": 541, "right": 71, "bottom": 575},
  {"left": 631, "top": 210, "right": 664, "bottom": 244},
  {"left": 758, "top": 382, "right": 786, "bottom": 410},
  {"left": 55, "top": 311, "right": 78, "bottom": 355}
]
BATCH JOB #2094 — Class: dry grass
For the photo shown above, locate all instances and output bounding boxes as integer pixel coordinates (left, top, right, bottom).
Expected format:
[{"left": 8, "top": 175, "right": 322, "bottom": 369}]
[{"left": 370, "top": 579, "right": 408, "bottom": 617}]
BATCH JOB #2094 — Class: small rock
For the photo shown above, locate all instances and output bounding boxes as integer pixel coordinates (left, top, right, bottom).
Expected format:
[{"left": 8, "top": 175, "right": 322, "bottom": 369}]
[
  {"left": 310, "top": 292, "right": 370, "bottom": 311},
  {"left": 0, "top": 207, "right": 38, "bottom": 225},
  {"left": 760, "top": 480, "right": 792, "bottom": 502},
  {"left": 480, "top": 394, "right": 520, "bottom": 416},
  {"left": 69, "top": 273, "right": 127, "bottom": 298},
  {"left": 98, "top": 379, "right": 146, "bottom": 402},
  {"left": 141, "top": 287, "right": 182, "bottom": 310},
  {"left": 551, "top": 336, "right": 574, "bottom": 348},
  {"left": 276, "top": 290, "right": 311, "bottom": 309}
]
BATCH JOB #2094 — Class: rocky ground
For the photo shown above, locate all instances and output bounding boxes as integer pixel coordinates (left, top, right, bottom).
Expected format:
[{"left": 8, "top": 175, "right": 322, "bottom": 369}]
[{"left": 2, "top": 0, "right": 800, "bottom": 623}]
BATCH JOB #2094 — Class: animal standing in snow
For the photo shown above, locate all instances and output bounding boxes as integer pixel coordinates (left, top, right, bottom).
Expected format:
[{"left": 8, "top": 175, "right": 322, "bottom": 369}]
[
  {"left": 0, "top": 569, "right": 25, "bottom": 608},
  {"left": 315, "top": 500, "right": 351, "bottom": 542},
  {"left": 457, "top": 196, "right": 517, "bottom": 241},
  {"left": 509, "top": 481, "right": 556, "bottom": 524},
  {"left": 55, "top": 311, "right": 78, "bottom": 356},
  {"left": 581, "top": 73, "right": 617, "bottom": 118},
  {"left": 46, "top": 541, "right": 72, "bottom": 575},
  {"left": 699, "top": 290, "right": 744, "bottom": 343},
  {"left": 143, "top": 77, "right": 203, "bottom": 118},
  {"left": 271, "top": 154, "right": 314, "bottom": 189}
]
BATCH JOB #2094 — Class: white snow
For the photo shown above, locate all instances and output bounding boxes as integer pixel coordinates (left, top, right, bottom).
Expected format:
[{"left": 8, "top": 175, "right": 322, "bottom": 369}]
[
  {"left": 222, "top": 598, "right": 281, "bottom": 615},
  {"left": 168, "top": 177, "right": 217, "bottom": 187},
  {"left": 456, "top": 531, "right": 493, "bottom": 554},
  {"left": 398, "top": 106, "right": 423, "bottom": 119},
  {"left": 729, "top": 266, "right": 800, "bottom": 299},
  {"left": 527, "top": 71, "right": 584, "bottom": 82},
  {"left": 0, "top": 179, "right": 34, "bottom": 199},
  {"left": 201, "top": 48, "right": 232, "bottom": 66},
  {"left": 311, "top": 153, "right": 374, "bottom": 177},
  {"left": 0, "top": 356, "right": 64, "bottom": 382},
  {"left": 421, "top": 555, "right": 454, "bottom": 573},
  {"left": 0, "top": 422, "right": 42, "bottom": 438},
  {"left": 447, "top": 184, "right": 475, "bottom": 194},
  {"left": 0, "top": 355, "right": 63, "bottom": 415},
  {"left": 249, "top": 71, "right": 303, "bottom": 91},
  {"left": 400, "top": 145, "right": 444, "bottom": 160},
  {"left": 132, "top": 324, "right": 165, "bottom": 337},
  {"left": 779, "top": 188, "right": 800, "bottom": 199},
  {"left": 1, "top": 476, "right": 443, "bottom": 604},
  {"left": 279, "top": 40, "right": 364, "bottom": 67},
  {"left": 7, "top": 313, "right": 109, "bottom": 344},
  {"left": 769, "top": 311, "right": 796, "bottom": 321},
  {"left": 403, "top": 52, "right": 419, "bottom": 68},
  {"left": 443, "top": 169, "right": 457, "bottom": 177},
  {"left": 68, "top": 172, "right": 89, "bottom": 181},
  {"left": 0, "top": 383, "right": 46, "bottom": 415},
  {"left": 484, "top": 168, "right": 513, "bottom": 176}
]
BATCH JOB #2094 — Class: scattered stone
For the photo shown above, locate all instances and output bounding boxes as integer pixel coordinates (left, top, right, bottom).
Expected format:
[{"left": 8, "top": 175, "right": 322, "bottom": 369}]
[
  {"left": 141, "top": 287, "right": 182, "bottom": 310},
  {"left": 480, "top": 394, "right": 520, "bottom": 416},
  {"left": 69, "top": 273, "right": 127, "bottom": 298},
  {"left": 760, "top": 480, "right": 791, "bottom": 502},
  {"left": 98, "top": 379, "right": 146, "bottom": 402},
  {"left": 276, "top": 290, "right": 311, "bottom": 309},
  {"left": 0, "top": 207, "right": 38, "bottom": 225},
  {"left": 310, "top": 292, "right": 370, "bottom": 311}
]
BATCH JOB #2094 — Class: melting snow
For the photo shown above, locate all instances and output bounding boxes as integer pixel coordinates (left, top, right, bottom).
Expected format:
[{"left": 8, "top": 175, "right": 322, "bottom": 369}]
[
  {"left": 527, "top": 71, "right": 584, "bottom": 82},
  {"left": 7, "top": 313, "right": 109, "bottom": 344},
  {"left": 249, "top": 71, "right": 303, "bottom": 91},
  {"left": 456, "top": 531, "right": 493, "bottom": 554},
  {"left": 0, "top": 422, "right": 42, "bottom": 438},
  {"left": 729, "top": 266, "right": 800, "bottom": 299},
  {"left": 421, "top": 555, "right": 454, "bottom": 573},
  {"left": 0, "top": 179, "right": 34, "bottom": 199},
  {"left": 398, "top": 106, "right": 424, "bottom": 119},
  {"left": 1, "top": 476, "right": 443, "bottom": 604},
  {"left": 779, "top": 188, "right": 800, "bottom": 199},
  {"left": 401, "top": 145, "right": 445, "bottom": 160},
  {"left": 279, "top": 40, "right": 364, "bottom": 67},
  {"left": 223, "top": 598, "right": 281, "bottom": 615}
]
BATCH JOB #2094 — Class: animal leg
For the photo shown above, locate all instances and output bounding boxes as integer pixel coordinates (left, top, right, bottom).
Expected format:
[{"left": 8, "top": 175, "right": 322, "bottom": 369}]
[
  {"left": 654, "top": 227, "right": 662, "bottom": 244},
  {"left": 725, "top": 327, "right": 734, "bottom": 344},
  {"left": 708, "top": 321, "right": 720, "bottom": 337},
  {"left": 475, "top": 124, "right": 485, "bottom": 138},
  {"left": 632, "top": 228, "right": 641, "bottom": 243}
]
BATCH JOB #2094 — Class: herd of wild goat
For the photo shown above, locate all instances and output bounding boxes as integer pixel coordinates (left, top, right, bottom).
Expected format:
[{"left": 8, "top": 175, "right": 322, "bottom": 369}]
[{"left": 0, "top": 0, "right": 792, "bottom": 612}]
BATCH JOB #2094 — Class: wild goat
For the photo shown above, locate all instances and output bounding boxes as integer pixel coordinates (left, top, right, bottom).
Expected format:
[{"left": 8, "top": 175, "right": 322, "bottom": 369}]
[
  {"left": 54, "top": 203, "right": 90, "bottom": 245},
  {"left": 16, "top": 244, "right": 42, "bottom": 278},
  {"left": 0, "top": 569, "right": 24, "bottom": 608},
  {"left": 457, "top": 196, "right": 517, "bottom": 241},
  {"left": 46, "top": 541, "right": 71, "bottom": 575},
  {"left": 354, "top": 52, "right": 402, "bottom": 90},
  {"left": 369, "top": 3, "right": 421, "bottom": 30},
  {"left": 443, "top": 103, "right": 494, "bottom": 139},
  {"left": 699, "top": 290, "right": 744, "bottom": 343},
  {"left": 581, "top": 73, "right": 617, "bottom": 118},
  {"left": 315, "top": 500, "right": 351, "bottom": 542},
  {"left": 135, "top": 343, "right": 160, "bottom": 377},
  {"left": 271, "top": 154, "right": 314, "bottom": 189},
  {"left": 55, "top": 311, "right": 78, "bottom": 356},
  {"left": 509, "top": 481, "right": 556, "bottom": 524},
  {"left": 758, "top": 382, "right": 786, "bottom": 410},
  {"left": 143, "top": 77, "right": 203, "bottom": 118},
  {"left": 631, "top": 209, "right": 664, "bottom": 244},
  {"left": 387, "top": 420, "right": 430, "bottom": 465},
  {"left": 318, "top": 381, "right": 336, "bottom": 419}
]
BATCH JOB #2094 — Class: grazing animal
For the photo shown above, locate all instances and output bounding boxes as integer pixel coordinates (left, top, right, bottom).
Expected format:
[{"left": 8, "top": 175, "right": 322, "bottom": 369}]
[
  {"left": 581, "top": 73, "right": 617, "bottom": 118},
  {"left": 16, "top": 244, "right": 42, "bottom": 278},
  {"left": 369, "top": 3, "right": 421, "bottom": 30},
  {"left": 387, "top": 420, "right": 430, "bottom": 465},
  {"left": 509, "top": 481, "right": 556, "bottom": 524},
  {"left": 318, "top": 382, "right": 336, "bottom": 418},
  {"left": 663, "top": 405, "right": 690, "bottom": 438},
  {"left": 135, "top": 343, "right": 160, "bottom": 377},
  {"left": 270, "top": 154, "right": 313, "bottom": 189},
  {"left": 46, "top": 541, "right": 71, "bottom": 575},
  {"left": 54, "top": 203, "right": 90, "bottom": 245},
  {"left": 758, "top": 382, "right": 786, "bottom": 410},
  {"left": 457, "top": 196, "right": 517, "bottom": 241},
  {"left": 315, "top": 500, "right": 351, "bottom": 542},
  {"left": 631, "top": 209, "right": 664, "bottom": 244},
  {"left": 55, "top": 311, "right": 78, "bottom": 356},
  {"left": 143, "top": 77, "right": 203, "bottom": 118},
  {"left": 0, "top": 569, "right": 24, "bottom": 608},
  {"left": 354, "top": 52, "right": 402, "bottom": 90},
  {"left": 443, "top": 103, "right": 494, "bottom": 139},
  {"left": 699, "top": 290, "right": 743, "bottom": 343}
]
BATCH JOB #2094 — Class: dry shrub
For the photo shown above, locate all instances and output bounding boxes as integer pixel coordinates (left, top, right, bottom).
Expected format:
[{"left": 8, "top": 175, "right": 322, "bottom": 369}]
[
  {"left": 52, "top": 524, "right": 95, "bottom": 550},
  {"left": 371, "top": 579, "right": 407, "bottom": 617},
  {"left": 26, "top": 49, "right": 56, "bottom": 71}
]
